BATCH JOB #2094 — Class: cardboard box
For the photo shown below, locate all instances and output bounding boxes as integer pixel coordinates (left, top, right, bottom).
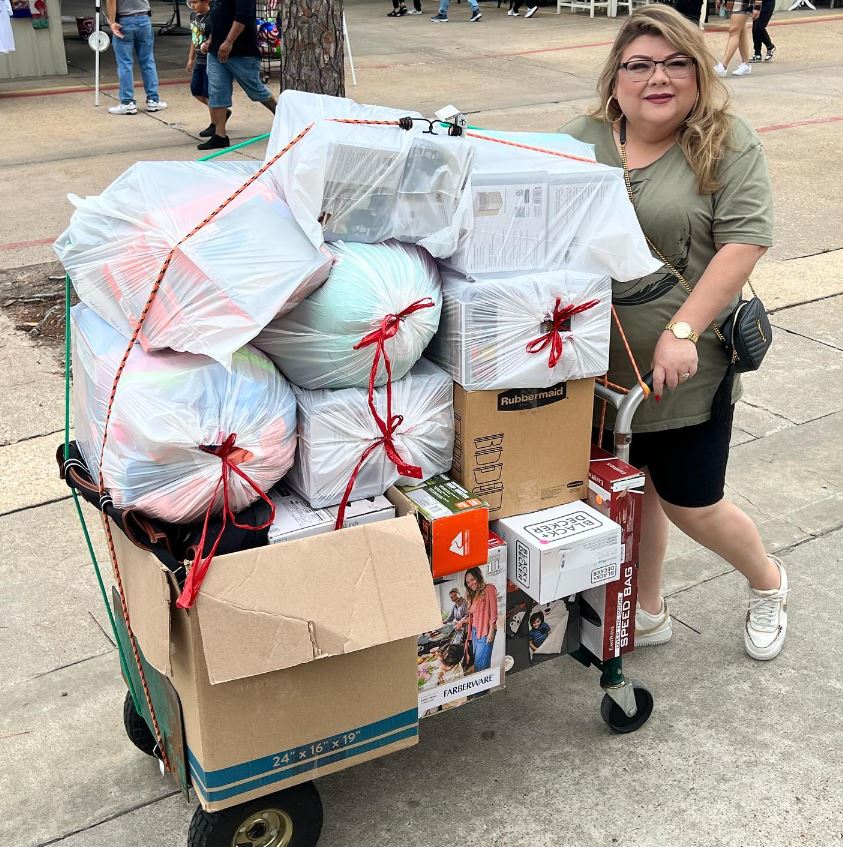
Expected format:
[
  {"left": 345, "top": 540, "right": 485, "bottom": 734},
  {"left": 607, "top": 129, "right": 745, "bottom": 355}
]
[
  {"left": 394, "top": 474, "right": 489, "bottom": 577},
  {"left": 579, "top": 447, "right": 644, "bottom": 660},
  {"left": 268, "top": 485, "right": 395, "bottom": 543},
  {"left": 451, "top": 378, "right": 593, "bottom": 519},
  {"left": 493, "top": 500, "right": 621, "bottom": 604},
  {"left": 111, "top": 514, "right": 441, "bottom": 812},
  {"left": 504, "top": 581, "right": 580, "bottom": 675},
  {"left": 417, "top": 533, "right": 507, "bottom": 717}
]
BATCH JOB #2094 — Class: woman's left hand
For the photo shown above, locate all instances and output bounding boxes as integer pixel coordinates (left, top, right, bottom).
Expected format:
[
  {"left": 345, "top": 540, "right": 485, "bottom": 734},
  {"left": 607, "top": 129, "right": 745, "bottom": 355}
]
[{"left": 652, "top": 332, "right": 699, "bottom": 399}]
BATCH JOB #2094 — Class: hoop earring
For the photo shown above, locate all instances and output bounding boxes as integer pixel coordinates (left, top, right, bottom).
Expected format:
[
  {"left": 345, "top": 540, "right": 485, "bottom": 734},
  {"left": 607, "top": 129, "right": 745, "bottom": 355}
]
[{"left": 604, "top": 96, "right": 620, "bottom": 123}]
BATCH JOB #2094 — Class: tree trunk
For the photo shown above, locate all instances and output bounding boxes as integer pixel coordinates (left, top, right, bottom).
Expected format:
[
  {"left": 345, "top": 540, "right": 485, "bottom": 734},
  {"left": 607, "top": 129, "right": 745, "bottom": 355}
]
[{"left": 280, "top": 0, "right": 345, "bottom": 97}]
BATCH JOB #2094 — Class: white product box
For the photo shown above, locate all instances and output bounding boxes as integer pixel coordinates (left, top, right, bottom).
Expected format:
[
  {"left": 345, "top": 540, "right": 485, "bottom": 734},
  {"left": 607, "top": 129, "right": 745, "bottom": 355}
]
[
  {"left": 417, "top": 533, "right": 507, "bottom": 718},
  {"left": 269, "top": 486, "right": 395, "bottom": 543},
  {"left": 493, "top": 501, "right": 621, "bottom": 604}
]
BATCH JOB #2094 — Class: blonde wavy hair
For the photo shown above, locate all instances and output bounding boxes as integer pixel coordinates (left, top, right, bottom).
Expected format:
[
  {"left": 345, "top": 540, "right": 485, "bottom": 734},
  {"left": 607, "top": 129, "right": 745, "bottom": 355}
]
[{"left": 590, "top": 5, "right": 732, "bottom": 194}]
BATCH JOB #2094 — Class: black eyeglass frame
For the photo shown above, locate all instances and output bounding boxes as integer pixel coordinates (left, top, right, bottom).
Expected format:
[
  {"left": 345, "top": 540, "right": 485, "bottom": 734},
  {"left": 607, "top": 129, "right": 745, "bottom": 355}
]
[{"left": 618, "top": 56, "right": 698, "bottom": 79}]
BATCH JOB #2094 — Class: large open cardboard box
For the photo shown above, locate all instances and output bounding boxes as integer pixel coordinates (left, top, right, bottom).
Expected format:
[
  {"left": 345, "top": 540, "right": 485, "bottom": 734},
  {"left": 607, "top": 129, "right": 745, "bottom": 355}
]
[{"left": 112, "top": 513, "right": 441, "bottom": 812}]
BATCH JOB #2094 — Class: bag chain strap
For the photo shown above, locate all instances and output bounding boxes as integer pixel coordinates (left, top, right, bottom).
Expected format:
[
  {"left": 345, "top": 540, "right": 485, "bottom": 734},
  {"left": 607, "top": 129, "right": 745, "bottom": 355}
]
[{"left": 617, "top": 120, "right": 759, "bottom": 349}]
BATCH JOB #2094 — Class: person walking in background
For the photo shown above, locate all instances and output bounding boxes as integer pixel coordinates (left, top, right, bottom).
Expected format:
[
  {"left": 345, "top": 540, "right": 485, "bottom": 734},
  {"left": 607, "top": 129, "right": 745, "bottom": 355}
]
[
  {"left": 508, "top": 0, "right": 539, "bottom": 17},
  {"left": 751, "top": 0, "right": 776, "bottom": 63},
  {"left": 431, "top": 0, "right": 481, "bottom": 22},
  {"left": 199, "top": 0, "right": 277, "bottom": 151},
  {"left": 187, "top": 0, "right": 232, "bottom": 138},
  {"left": 388, "top": 0, "right": 422, "bottom": 15},
  {"left": 106, "top": 0, "right": 167, "bottom": 115},
  {"left": 713, "top": 0, "right": 753, "bottom": 77}
]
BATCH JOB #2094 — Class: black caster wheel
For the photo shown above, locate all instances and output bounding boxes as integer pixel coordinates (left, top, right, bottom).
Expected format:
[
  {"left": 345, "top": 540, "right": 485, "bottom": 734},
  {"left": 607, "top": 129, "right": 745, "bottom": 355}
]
[
  {"left": 188, "top": 782, "right": 323, "bottom": 847},
  {"left": 600, "top": 684, "right": 654, "bottom": 734},
  {"left": 123, "top": 690, "right": 157, "bottom": 756}
]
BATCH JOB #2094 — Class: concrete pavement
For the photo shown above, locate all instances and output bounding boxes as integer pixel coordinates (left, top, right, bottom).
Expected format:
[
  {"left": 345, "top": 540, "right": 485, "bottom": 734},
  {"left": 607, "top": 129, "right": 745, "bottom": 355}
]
[{"left": 1, "top": 2, "right": 842, "bottom": 845}]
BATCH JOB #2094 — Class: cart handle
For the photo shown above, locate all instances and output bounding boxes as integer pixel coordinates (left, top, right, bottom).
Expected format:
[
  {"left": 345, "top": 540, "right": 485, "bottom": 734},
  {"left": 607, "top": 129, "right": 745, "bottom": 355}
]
[{"left": 594, "top": 371, "right": 653, "bottom": 465}]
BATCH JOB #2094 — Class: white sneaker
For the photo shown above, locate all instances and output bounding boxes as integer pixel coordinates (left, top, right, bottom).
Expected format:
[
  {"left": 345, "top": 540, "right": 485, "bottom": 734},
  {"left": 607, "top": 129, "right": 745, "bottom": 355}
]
[
  {"left": 732, "top": 62, "right": 752, "bottom": 76},
  {"left": 507, "top": 7, "right": 519, "bottom": 14},
  {"left": 108, "top": 101, "right": 137, "bottom": 115},
  {"left": 525, "top": 5, "right": 538, "bottom": 15},
  {"left": 635, "top": 599, "right": 672, "bottom": 647},
  {"left": 714, "top": 62, "right": 728, "bottom": 77},
  {"left": 146, "top": 98, "right": 168, "bottom": 112},
  {"left": 745, "top": 557, "right": 788, "bottom": 661}
]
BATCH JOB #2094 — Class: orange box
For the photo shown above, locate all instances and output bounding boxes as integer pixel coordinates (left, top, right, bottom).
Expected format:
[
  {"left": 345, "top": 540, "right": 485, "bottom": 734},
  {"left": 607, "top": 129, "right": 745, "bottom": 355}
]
[{"left": 391, "top": 475, "right": 490, "bottom": 577}]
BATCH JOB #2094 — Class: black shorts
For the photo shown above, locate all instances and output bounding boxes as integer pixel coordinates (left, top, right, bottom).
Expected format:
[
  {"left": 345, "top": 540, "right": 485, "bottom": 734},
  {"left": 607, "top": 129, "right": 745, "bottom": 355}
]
[
  {"left": 599, "top": 405, "right": 735, "bottom": 508},
  {"left": 190, "top": 63, "right": 209, "bottom": 99}
]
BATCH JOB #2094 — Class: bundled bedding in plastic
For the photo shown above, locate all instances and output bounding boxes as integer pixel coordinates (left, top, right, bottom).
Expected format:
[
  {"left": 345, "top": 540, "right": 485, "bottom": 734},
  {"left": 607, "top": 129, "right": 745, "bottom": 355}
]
[
  {"left": 254, "top": 240, "right": 442, "bottom": 390},
  {"left": 71, "top": 304, "right": 298, "bottom": 524},
  {"left": 263, "top": 91, "right": 474, "bottom": 258},
  {"left": 426, "top": 269, "right": 612, "bottom": 390},
  {"left": 443, "top": 129, "right": 662, "bottom": 282},
  {"left": 286, "top": 358, "right": 455, "bottom": 508},
  {"left": 55, "top": 161, "right": 333, "bottom": 368}
]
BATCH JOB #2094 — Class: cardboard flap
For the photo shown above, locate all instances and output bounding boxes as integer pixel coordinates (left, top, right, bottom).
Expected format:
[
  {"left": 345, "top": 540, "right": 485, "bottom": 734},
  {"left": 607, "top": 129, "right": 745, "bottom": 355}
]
[
  {"left": 194, "top": 515, "right": 441, "bottom": 684},
  {"left": 110, "top": 521, "right": 173, "bottom": 676}
]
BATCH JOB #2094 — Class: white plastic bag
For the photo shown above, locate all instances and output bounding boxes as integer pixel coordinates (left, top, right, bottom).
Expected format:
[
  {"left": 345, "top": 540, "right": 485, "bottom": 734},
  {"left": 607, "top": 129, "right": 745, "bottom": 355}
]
[
  {"left": 426, "top": 269, "right": 612, "bottom": 390},
  {"left": 445, "top": 129, "right": 661, "bottom": 282},
  {"left": 254, "top": 240, "right": 442, "bottom": 390},
  {"left": 263, "top": 91, "right": 474, "bottom": 258},
  {"left": 71, "top": 304, "right": 298, "bottom": 524},
  {"left": 55, "top": 161, "right": 332, "bottom": 368},
  {"left": 286, "top": 358, "right": 454, "bottom": 508}
]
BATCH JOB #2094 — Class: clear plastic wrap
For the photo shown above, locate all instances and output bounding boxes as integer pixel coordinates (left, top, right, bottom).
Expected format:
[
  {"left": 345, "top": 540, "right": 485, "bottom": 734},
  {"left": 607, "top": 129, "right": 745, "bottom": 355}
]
[
  {"left": 55, "top": 161, "right": 333, "bottom": 369},
  {"left": 444, "top": 130, "right": 661, "bottom": 282},
  {"left": 263, "top": 91, "right": 474, "bottom": 258},
  {"left": 426, "top": 269, "right": 612, "bottom": 390},
  {"left": 286, "top": 358, "right": 455, "bottom": 508},
  {"left": 253, "top": 240, "right": 442, "bottom": 390},
  {"left": 71, "top": 304, "right": 298, "bottom": 524}
]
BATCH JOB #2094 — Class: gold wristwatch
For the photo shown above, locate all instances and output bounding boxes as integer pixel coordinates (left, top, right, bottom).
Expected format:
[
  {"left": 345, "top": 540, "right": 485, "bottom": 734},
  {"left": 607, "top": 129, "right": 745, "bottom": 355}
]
[{"left": 665, "top": 321, "right": 699, "bottom": 343}]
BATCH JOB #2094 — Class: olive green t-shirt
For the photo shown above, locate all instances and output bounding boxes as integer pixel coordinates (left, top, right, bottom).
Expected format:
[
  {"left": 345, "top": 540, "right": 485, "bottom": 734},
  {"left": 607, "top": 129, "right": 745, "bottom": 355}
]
[{"left": 561, "top": 114, "right": 773, "bottom": 432}]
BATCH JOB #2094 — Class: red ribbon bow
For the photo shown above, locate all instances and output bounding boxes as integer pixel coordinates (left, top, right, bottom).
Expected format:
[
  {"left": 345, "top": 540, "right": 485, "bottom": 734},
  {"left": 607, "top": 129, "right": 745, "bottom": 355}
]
[
  {"left": 334, "top": 298, "right": 436, "bottom": 530},
  {"left": 525, "top": 297, "right": 600, "bottom": 368},
  {"left": 176, "top": 433, "right": 276, "bottom": 610}
]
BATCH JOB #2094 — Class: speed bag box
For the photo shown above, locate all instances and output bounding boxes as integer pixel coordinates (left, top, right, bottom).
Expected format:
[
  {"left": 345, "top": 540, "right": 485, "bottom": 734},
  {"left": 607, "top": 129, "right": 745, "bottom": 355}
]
[
  {"left": 450, "top": 378, "right": 594, "bottom": 520},
  {"left": 110, "top": 515, "right": 441, "bottom": 813}
]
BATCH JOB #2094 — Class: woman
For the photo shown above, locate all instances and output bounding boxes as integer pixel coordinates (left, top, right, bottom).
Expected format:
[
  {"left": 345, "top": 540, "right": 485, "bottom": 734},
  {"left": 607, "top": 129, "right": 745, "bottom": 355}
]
[
  {"left": 464, "top": 567, "right": 499, "bottom": 672},
  {"left": 562, "top": 5, "right": 788, "bottom": 661},
  {"left": 751, "top": 0, "right": 776, "bottom": 63},
  {"left": 714, "top": 0, "right": 753, "bottom": 77}
]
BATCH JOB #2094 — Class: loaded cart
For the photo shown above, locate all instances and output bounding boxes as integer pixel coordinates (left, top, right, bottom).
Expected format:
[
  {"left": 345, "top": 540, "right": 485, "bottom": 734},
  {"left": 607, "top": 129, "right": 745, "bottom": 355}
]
[{"left": 55, "top": 92, "right": 661, "bottom": 847}]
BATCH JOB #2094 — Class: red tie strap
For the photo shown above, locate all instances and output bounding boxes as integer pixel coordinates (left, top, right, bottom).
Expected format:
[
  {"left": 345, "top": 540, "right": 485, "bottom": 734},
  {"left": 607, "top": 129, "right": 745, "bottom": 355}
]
[
  {"left": 177, "top": 434, "right": 276, "bottom": 609},
  {"left": 525, "top": 297, "right": 600, "bottom": 368},
  {"left": 334, "top": 299, "right": 436, "bottom": 530}
]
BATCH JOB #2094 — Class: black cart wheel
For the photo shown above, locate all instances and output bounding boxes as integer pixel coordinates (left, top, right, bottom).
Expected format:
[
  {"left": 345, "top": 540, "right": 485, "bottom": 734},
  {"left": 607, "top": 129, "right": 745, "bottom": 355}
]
[
  {"left": 188, "top": 782, "right": 323, "bottom": 847},
  {"left": 600, "top": 685, "right": 654, "bottom": 734},
  {"left": 123, "top": 690, "right": 158, "bottom": 756}
]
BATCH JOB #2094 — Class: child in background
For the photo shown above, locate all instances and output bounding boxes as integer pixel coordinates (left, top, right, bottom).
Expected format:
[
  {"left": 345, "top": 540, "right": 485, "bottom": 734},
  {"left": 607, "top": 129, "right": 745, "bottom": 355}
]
[
  {"left": 528, "top": 611, "right": 551, "bottom": 652},
  {"left": 186, "top": 0, "right": 230, "bottom": 138}
]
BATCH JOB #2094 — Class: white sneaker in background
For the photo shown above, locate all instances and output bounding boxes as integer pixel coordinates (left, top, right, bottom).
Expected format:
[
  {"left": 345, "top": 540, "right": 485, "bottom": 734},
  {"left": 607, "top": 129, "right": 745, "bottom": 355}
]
[
  {"left": 108, "top": 101, "right": 137, "bottom": 115},
  {"left": 507, "top": 7, "right": 519, "bottom": 14},
  {"left": 732, "top": 62, "right": 752, "bottom": 76},
  {"left": 525, "top": 5, "right": 538, "bottom": 16},
  {"left": 146, "top": 99, "right": 168, "bottom": 112},
  {"left": 745, "top": 557, "right": 789, "bottom": 661},
  {"left": 714, "top": 62, "right": 728, "bottom": 77},
  {"left": 635, "top": 599, "right": 673, "bottom": 647}
]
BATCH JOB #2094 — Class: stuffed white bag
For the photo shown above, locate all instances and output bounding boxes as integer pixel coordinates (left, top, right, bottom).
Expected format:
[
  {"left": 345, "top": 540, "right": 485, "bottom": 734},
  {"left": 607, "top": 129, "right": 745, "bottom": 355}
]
[
  {"left": 263, "top": 91, "right": 474, "bottom": 258},
  {"left": 55, "top": 161, "right": 332, "bottom": 369},
  {"left": 445, "top": 129, "right": 661, "bottom": 282},
  {"left": 254, "top": 240, "right": 442, "bottom": 390},
  {"left": 286, "top": 358, "right": 454, "bottom": 509},
  {"left": 71, "top": 304, "right": 298, "bottom": 524},
  {"left": 427, "top": 269, "right": 612, "bottom": 390}
]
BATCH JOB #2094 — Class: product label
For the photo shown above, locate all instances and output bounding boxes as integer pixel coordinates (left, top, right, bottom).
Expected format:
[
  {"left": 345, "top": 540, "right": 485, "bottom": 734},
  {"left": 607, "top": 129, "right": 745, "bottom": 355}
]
[
  {"left": 590, "top": 561, "right": 619, "bottom": 584},
  {"left": 523, "top": 510, "right": 602, "bottom": 543},
  {"left": 496, "top": 382, "right": 568, "bottom": 412},
  {"left": 515, "top": 539, "right": 531, "bottom": 588}
]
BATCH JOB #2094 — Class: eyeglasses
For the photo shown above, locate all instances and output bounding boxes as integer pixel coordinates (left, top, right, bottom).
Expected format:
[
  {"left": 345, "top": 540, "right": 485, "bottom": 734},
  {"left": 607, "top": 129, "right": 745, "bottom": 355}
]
[{"left": 619, "top": 56, "right": 697, "bottom": 80}]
